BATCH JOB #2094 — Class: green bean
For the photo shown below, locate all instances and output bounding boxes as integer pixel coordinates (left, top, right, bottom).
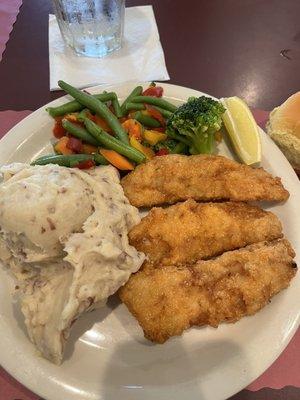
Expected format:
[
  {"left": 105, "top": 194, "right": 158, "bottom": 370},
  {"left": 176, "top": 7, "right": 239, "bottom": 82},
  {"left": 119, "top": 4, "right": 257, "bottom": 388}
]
[
  {"left": 62, "top": 119, "right": 99, "bottom": 146},
  {"left": 120, "top": 86, "right": 143, "bottom": 116},
  {"left": 100, "top": 90, "right": 122, "bottom": 117},
  {"left": 133, "top": 111, "right": 161, "bottom": 128},
  {"left": 58, "top": 81, "right": 129, "bottom": 144},
  {"left": 125, "top": 103, "right": 173, "bottom": 119},
  {"left": 94, "top": 153, "right": 109, "bottom": 165},
  {"left": 31, "top": 153, "right": 108, "bottom": 167},
  {"left": 31, "top": 154, "right": 93, "bottom": 167},
  {"left": 77, "top": 108, "right": 90, "bottom": 121},
  {"left": 131, "top": 96, "right": 177, "bottom": 112},
  {"left": 111, "top": 95, "right": 122, "bottom": 118},
  {"left": 99, "top": 91, "right": 122, "bottom": 117},
  {"left": 78, "top": 102, "right": 122, "bottom": 121},
  {"left": 125, "top": 102, "right": 145, "bottom": 112},
  {"left": 152, "top": 106, "right": 173, "bottom": 119},
  {"left": 171, "top": 142, "right": 188, "bottom": 154},
  {"left": 46, "top": 92, "right": 117, "bottom": 118},
  {"left": 84, "top": 118, "right": 145, "bottom": 164}
]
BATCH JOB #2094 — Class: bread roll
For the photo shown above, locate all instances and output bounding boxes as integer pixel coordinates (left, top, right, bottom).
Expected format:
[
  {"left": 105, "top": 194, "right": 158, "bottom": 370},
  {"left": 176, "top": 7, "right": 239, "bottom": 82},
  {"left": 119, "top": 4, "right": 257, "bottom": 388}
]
[{"left": 266, "top": 92, "right": 300, "bottom": 171}]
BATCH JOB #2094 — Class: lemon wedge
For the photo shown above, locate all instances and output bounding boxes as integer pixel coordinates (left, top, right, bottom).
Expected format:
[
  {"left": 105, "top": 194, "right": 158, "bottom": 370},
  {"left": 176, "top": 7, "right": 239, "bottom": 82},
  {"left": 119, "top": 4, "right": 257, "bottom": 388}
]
[{"left": 220, "top": 96, "right": 261, "bottom": 165}]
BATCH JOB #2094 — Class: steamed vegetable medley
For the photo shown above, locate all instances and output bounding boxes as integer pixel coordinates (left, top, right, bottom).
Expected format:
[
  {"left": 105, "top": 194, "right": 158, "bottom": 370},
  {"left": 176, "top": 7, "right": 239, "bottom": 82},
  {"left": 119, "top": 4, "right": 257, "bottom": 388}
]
[{"left": 32, "top": 81, "right": 226, "bottom": 170}]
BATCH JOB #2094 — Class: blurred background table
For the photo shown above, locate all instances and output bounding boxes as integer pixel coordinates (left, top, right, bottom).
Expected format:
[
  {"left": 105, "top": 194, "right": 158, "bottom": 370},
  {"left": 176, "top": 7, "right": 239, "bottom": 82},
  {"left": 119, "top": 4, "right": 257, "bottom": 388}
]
[
  {"left": 0, "top": 1, "right": 299, "bottom": 399},
  {"left": 0, "top": 0, "right": 300, "bottom": 111}
]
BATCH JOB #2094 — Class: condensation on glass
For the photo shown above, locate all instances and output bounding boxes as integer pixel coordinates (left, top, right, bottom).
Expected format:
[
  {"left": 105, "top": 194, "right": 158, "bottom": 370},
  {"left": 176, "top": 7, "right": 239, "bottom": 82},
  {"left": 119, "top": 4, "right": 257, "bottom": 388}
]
[{"left": 52, "top": 0, "right": 125, "bottom": 58}]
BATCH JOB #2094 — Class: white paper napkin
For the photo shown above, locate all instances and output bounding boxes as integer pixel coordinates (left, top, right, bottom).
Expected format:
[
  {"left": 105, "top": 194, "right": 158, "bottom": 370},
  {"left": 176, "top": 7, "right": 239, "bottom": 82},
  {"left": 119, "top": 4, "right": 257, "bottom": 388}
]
[{"left": 49, "top": 5, "right": 170, "bottom": 91}]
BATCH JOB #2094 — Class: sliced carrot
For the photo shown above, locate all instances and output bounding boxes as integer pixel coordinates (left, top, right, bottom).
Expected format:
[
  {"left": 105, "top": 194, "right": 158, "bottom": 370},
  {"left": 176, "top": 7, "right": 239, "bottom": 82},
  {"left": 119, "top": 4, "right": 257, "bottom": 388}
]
[
  {"left": 54, "top": 136, "right": 74, "bottom": 155},
  {"left": 122, "top": 119, "right": 144, "bottom": 140},
  {"left": 95, "top": 115, "right": 112, "bottom": 133},
  {"left": 99, "top": 149, "right": 134, "bottom": 170},
  {"left": 82, "top": 144, "right": 98, "bottom": 154}
]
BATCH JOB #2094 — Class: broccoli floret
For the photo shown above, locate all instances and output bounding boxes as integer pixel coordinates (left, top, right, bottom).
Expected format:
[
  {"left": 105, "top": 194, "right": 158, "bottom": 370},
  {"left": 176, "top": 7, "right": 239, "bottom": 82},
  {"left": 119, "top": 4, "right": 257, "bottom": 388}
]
[
  {"left": 154, "top": 139, "right": 178, "bottom": 153},
  {"left": 167, "top": 96, "right": 225, "bottom": 154}
]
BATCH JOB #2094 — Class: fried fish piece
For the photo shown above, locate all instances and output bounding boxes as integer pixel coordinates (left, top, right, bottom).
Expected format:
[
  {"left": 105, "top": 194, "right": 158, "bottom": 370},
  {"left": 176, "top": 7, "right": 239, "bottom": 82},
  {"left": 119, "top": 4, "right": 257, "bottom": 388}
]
[
  {"left": 121, "top": 154, "right": 289, "bottom": 207},
  {"left": 129, "top": 200, "right": 283, "bottom": 265},
  {"left": 119, "top": 239, "right": 297, "bottom": 343}
]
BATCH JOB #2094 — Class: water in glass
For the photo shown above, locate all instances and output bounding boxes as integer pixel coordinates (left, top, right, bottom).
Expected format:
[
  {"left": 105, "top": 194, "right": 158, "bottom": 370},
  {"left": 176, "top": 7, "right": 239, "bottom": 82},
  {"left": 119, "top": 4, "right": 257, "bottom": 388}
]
[{"left": 52, "top": 0, "right": 125, "bottom": 58}]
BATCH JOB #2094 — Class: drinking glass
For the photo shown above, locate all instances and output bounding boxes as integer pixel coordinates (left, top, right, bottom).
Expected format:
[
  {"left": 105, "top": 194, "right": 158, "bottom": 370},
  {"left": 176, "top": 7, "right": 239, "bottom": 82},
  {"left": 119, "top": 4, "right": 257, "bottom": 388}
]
[{"left": 52, "top": 0, "right": 125, "bottom": 58}]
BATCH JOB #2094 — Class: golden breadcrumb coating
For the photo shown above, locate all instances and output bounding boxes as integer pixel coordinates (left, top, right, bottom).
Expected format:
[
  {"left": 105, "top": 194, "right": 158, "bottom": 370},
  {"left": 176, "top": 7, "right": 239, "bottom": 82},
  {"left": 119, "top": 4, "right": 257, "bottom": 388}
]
[
  {"left": 119, "top": 239, "right": 297, "bottom": 343},
  {"left": 121, "top": 154, "right": 289, "bottom": 207},
  {"left": 129, "top": 200, "right": 283, "bottom": 265}
]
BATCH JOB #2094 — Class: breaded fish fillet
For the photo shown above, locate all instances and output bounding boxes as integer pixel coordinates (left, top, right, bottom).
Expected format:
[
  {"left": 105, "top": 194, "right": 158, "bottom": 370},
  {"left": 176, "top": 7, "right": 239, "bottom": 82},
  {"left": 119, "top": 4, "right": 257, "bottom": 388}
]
[
  {"left": 119, "top": 239, "right": 297, "bottom": 343},
  {"left": 129, "top": 200, "right": 282, "bottom": 265},
  {"left": 121, "top": 154, "right": 289, "bottom": 207}
]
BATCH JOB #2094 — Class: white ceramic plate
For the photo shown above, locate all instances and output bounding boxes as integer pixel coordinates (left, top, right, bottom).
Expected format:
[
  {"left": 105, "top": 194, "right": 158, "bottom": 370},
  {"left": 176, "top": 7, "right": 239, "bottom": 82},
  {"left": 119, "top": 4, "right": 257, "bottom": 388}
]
[{"left": 0, "top": 82, "right": 299, "bottom": 400}]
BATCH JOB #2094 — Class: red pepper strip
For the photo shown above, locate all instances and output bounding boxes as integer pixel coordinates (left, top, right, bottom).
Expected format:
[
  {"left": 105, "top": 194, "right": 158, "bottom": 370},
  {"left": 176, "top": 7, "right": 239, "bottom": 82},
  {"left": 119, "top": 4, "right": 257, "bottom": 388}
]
[
  {"left": 53, "top": 115, "right": 86, "bottom": 139},
  {"left": 53, "top": 117, "right": 66, "bottom": 138},
  {"left": 76, "top": 159, "right": 95, "bottom": 169},
  {"left": 156, "top": 148, "right": 169, "bottom": 156},
  {"left": 145, "top": 105, "right": 165, "bottom": 126},
  {"left": 66, "top": 137, "right": 83, "bottom": 153},
  {"left": 152, "top": 127, "right": 165, "bottom": 133},
  {"left": 142, "top": 86, "right": 163, "bottom": 97}
]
